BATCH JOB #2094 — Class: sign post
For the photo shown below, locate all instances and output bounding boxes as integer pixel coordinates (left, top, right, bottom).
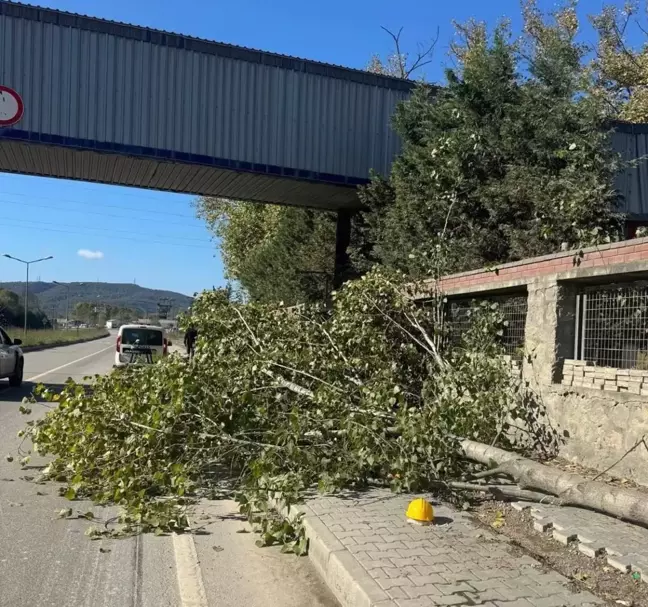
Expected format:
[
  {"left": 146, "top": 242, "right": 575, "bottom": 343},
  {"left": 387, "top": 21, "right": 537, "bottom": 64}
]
[{"left": 0, "top": 86, "right": 24, "bottom": 127}]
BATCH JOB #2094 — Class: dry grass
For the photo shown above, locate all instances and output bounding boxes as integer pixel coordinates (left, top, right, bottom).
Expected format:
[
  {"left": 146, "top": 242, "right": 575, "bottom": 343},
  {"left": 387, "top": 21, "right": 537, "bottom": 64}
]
[{"left": 5, "top": 328, "right": 109, "bottom": 348}]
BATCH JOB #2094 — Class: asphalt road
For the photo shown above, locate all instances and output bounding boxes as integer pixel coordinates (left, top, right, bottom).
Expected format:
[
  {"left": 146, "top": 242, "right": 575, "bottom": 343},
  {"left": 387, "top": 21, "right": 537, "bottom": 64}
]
[{"left": 0, "top": 335, "right": 337, "bottom": 607}]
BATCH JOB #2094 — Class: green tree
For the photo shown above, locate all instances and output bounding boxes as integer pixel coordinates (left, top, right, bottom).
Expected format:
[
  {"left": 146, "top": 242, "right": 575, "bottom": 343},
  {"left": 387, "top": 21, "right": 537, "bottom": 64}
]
[
  {"left": 196, "top": 198, "right": 336, "bottom": 305},
  {"left": 592, "top": 0, "right": 648, "bottom": 123},
  {"left": 0, "top": 289, "right": 49, "bottom": 329},
  {"left": 73, "top": 302, "right": 98, "bottom": 325},
  {"left": 352, "top": 4, "right": 622, "bottom": 277}
]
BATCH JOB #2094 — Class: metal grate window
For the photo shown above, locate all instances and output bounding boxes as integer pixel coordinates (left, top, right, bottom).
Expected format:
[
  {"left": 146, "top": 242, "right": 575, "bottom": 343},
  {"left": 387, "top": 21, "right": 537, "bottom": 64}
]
[
  {"left": 575, "top": 282, "right": 648, "bottom": 370},
  {"left": 445, "top": 294, "right": 528, "bottom": 359}
]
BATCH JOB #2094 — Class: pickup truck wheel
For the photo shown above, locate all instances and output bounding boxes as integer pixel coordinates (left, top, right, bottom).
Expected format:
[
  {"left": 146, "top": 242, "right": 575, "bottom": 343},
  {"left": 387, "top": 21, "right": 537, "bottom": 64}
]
[{"left": 9, "top": 358, "right": 23, "bottom": 388}]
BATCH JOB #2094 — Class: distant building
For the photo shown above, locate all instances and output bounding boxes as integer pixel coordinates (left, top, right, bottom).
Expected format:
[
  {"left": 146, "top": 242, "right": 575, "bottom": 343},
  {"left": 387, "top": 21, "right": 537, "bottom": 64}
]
[{"left": 159, "top": 319, "right": 178, "bottom": 332}]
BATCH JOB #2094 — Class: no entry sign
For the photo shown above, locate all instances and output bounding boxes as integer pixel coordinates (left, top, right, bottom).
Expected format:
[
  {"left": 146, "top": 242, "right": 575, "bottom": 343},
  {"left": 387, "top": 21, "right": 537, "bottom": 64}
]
[{"left": 0, "top": 86, "right": 24, "bottom": 127}]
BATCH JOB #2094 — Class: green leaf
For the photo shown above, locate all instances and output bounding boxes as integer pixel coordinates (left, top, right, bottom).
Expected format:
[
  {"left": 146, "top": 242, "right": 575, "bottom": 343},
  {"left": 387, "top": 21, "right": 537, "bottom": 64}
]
[
  {"left": 64, "top": 487, "right": 77, "bottom": 501},
  {"left": 294, "top": 537, "right": 309, "bottom": 556}
]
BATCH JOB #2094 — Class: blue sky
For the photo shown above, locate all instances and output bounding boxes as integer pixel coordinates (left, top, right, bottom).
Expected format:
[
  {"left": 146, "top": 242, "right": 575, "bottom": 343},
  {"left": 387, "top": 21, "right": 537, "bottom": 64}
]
[{"left": 0, "top": 0, "right": 629, "bottom": 295}]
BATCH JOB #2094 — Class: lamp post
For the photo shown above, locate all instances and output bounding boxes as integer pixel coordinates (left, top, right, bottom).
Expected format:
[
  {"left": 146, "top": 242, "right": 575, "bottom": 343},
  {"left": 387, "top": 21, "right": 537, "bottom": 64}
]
[
  {"left": 3, "top": 254, "right": 54, "bottom": 336},
  {"left": 52, "top": 281, "right": 84, "bottom": 329}
]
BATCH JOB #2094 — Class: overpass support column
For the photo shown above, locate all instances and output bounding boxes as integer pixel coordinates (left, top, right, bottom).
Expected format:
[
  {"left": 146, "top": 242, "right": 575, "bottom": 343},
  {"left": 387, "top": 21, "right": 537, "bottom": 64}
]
[{"left": 333, "top": 210, "right": 352, "bottom": 289}]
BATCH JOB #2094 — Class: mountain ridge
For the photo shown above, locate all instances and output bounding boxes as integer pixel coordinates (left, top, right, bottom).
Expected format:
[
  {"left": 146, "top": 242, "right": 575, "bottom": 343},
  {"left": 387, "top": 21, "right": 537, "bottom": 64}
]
[{"left": 0, "top": 281, "right": 194, "bottom": 317}]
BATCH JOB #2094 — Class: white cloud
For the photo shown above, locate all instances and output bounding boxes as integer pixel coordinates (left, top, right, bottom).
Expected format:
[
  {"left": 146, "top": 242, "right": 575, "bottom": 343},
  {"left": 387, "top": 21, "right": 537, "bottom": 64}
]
[{"left": 77, "top": 249, "right": 104, "bottom": 260}]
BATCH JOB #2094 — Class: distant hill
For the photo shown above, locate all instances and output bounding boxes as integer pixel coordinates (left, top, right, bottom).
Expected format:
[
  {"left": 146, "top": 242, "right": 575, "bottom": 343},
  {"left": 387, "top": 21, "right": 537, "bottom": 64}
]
[{"left": 0, "top": 282, "right": 193, "bottom": 318}]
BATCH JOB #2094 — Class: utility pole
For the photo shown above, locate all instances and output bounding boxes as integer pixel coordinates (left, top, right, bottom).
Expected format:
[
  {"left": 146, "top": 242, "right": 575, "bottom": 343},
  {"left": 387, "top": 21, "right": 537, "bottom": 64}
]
[
  {"left": 3, "top": 254, "right": 54, "bottom": 335},
  {"left": 157, "top": 298, "right": 173, "bottom": 320},
  {"left": 52, "top": 281, "right": 84, "bottom": 328}
]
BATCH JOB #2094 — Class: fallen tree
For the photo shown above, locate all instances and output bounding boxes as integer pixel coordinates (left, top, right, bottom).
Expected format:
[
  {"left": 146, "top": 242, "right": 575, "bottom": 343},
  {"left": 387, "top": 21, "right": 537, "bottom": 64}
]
[
  {"left": 460, "top": 440, "right": 648, "bottom": 528},
  {"left": 10, "top": 268, "right": 644, "bottom": 542}
]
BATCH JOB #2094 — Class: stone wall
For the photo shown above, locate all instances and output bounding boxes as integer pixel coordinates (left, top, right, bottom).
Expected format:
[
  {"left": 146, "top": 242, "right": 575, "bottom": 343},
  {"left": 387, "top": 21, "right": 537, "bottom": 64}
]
[
  {"left": 524, "top": 277, "right": 648, "bottom": 485},
  {"left": 429, "top": 242, "right": 648, "bottom": 486}
]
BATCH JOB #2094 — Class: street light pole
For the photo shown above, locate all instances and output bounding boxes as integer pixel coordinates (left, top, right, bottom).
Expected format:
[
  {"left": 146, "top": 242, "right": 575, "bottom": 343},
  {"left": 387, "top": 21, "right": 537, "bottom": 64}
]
[
  {"left": 3, "top": 254, "right": 54, "bottom": 336},
  {"left": 52, "top": 281, "right": 71, "bottom": 327}
]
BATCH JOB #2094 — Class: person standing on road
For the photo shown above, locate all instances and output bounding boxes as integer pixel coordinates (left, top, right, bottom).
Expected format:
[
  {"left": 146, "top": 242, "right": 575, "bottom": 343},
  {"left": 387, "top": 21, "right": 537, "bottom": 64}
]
[{"left": 184, "top": 325, "right": 198, "bottom": 359}]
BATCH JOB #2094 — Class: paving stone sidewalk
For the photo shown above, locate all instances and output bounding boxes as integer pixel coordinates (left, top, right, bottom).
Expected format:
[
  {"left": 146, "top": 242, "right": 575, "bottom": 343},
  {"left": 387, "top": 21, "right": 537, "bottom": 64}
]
[
  {"left": 515, "top": 501, "right": 648, "bottom": 580},
  {"left": 294, "top": 489, "right": 604, "bottom": 607}
]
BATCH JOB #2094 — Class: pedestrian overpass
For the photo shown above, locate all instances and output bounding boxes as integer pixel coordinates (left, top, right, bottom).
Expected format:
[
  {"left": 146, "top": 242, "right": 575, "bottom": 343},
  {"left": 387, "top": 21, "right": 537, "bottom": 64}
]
[{"left": 0, "top": 1, "right": 412, "bottom": 212}]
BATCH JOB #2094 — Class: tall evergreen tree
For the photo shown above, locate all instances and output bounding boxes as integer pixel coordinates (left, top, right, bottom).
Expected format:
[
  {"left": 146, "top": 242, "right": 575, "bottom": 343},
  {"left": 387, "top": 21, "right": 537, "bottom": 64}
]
[{"left": 352, "top": 5, "right": 622, "bottom": 277}]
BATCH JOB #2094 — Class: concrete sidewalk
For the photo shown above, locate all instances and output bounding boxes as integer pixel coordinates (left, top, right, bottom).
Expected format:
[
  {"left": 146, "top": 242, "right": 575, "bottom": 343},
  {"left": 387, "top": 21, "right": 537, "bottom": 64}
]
[{"left": 281, "top": 489, "right": 603, "bottom": 607}]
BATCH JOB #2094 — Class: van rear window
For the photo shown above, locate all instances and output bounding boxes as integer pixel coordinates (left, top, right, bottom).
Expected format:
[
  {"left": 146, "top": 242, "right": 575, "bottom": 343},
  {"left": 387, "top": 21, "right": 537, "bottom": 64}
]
[{"left": 121, "top": 328, "right": 163, "bottom": 346}]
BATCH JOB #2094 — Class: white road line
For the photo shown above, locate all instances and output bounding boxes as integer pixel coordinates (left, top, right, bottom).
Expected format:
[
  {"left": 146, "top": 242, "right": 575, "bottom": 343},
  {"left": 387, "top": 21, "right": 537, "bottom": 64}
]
[
  {"left": 172, "top": 532, "right": 209, "bottom": 607},
  {"left": 26, "top": 344, "right": 115, "bottom": 382}
]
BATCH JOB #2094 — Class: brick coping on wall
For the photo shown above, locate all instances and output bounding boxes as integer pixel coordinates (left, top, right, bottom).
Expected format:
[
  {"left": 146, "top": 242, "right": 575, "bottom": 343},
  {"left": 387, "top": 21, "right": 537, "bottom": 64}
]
[{"left": 424, "top": 236, "right": 648, "bottom": 295}]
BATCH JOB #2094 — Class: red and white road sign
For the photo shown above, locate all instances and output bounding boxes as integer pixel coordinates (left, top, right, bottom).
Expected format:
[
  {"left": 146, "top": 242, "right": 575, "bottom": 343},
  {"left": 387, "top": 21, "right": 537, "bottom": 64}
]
[{"left": 0, "top": 86, "right": 24, "bottom": 127}]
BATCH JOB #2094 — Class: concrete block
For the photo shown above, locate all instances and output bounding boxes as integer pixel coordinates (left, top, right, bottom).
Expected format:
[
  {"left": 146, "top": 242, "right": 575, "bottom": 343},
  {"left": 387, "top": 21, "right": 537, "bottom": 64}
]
[
  {"left": 629, "top": 368, "right": 648, "bottom": 376},
  {"left": 578, "top": 543, "right": 605, "bottom": 558},
  {"left": 327, "top": 549, "right": 391, "bottom": 607},
  {"left": 607, "top": 554, "right": 632, "bottom": 573},
  {"left": 626, "top": 553, "right": 648, "bottom": 576},
  {"left": 552, "top": 529, "right": 577, "bottom": 545},
  {"left": 533, "top": 519, "right": 553, "bottom": 532}
]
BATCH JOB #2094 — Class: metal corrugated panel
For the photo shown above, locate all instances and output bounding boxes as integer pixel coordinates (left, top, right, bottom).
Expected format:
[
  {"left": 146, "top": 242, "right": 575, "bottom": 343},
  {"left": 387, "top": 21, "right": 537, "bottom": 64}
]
[
  {"left": 0, "top": 9, "right": 408, "bottom": 180},
  {"left": 0, "top": 1, "right": 414, "bottom": 91},
  {"left": 611, "top": 128, "right": 648, "bottom": 217}
]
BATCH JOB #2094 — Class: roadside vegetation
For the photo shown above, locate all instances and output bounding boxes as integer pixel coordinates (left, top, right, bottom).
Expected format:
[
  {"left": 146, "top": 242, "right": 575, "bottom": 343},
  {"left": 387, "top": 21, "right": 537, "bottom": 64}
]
[
  {"left": 10, "top": 0, "right": 648, "bottom": 550},
  {"left": 9, "top": 328, "right": 109, "bottom": 348},
  {"left": 0, "top": 289, "right": 50, "bottom": 330}
]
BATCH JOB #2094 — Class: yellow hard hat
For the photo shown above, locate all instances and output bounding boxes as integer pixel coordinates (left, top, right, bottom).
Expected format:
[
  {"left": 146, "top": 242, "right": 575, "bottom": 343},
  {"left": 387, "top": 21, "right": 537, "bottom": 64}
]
[{"left": 406, "top": 498, "right": 434, "bottom": 524}]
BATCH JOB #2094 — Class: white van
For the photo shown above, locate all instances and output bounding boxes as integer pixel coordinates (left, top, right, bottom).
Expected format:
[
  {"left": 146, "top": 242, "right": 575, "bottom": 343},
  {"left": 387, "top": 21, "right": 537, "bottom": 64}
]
[{"left": 114, "top": 324, "right": 171, "bottom": 367}]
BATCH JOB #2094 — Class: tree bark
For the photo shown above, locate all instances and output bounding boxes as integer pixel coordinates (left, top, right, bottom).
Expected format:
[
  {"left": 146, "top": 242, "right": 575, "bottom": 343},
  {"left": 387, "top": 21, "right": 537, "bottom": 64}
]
[
  {"left": 443, "top": 481, "right": 562, "bottom": 505},
  {"left": 461, "top": 439, "right": 648, "bottom": 528}
]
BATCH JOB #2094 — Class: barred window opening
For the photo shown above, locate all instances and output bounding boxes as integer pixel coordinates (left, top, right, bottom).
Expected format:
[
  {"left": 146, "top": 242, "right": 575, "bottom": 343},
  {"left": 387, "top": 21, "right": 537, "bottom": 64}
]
[
  {"left": 576, "top": 282, "right": 648, "bottom": 370},
  {"left": 444, "top": 294, "right": 528, "bottom": 359}
]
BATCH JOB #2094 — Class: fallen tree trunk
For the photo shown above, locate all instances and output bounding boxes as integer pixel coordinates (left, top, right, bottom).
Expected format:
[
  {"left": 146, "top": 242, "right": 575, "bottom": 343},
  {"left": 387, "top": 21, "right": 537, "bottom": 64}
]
[
  {"left": 440, "top": 481, "right": 563, "bottom": 505},
  {"left": 460, "top": 439, "right": 648, "bottom": 528}
]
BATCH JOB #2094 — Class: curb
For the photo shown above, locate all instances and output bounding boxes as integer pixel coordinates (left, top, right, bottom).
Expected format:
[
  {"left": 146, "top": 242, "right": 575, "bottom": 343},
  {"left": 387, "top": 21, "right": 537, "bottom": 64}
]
[
  {"left": 21, "top": 332, "right": 110, "bottom": 353},
  {"left": 269, "top": 495, "right": 396, "bottom": 607}
]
